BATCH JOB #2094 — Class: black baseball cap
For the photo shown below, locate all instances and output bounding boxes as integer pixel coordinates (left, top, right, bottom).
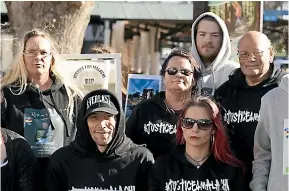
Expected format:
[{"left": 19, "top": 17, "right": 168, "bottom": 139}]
[{"left": 84, "top": 94, "right": 119, "bottom": 119}]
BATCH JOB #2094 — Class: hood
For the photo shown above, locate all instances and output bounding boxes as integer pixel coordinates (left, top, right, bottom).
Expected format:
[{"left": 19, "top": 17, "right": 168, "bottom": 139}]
[
  {"left": 71, "top": 89, "right": 134, "bottom": 158},
  {"left": 150, "top": 91, "right": 166, "bottom": 110},
  {"left": 9, "top": 73, "right": 64, "bottom": 95},
  {"left": 1, "top": 128, "right": 25, "bottom": 143},
  {"left": 279, "top": 73, "right": 289, "bottom": 94},
  {"left": 149, "top": 91, "right": 181, "bottom": 115},
  {"left": 27, "top": 73, "right": 63, "bottom": 94},
  {"left": 191, "top": 12, "right": 231, "bottom": 75},
  {"left": 228, "top": 63, "right": 286, "bottom": 88}
]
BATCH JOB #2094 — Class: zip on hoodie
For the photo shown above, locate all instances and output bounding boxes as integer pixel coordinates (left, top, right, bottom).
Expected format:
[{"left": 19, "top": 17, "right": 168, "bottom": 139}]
[
  {"left": 37, "top": 87, "right": 70, "bottom": 137},
  {"left": 50, "top": 93, "right": 70, "bottom": 137}
]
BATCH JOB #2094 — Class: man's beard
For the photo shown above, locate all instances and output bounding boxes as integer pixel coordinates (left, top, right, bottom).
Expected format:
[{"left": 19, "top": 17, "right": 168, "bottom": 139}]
[{"left": 200, "top": 54, "right": 218, "bottom": 67}]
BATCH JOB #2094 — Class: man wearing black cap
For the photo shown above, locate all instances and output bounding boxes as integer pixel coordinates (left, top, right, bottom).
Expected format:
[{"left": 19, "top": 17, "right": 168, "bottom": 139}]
[{"left": 45, "top": 89, "right": 154, "bottom": 191}]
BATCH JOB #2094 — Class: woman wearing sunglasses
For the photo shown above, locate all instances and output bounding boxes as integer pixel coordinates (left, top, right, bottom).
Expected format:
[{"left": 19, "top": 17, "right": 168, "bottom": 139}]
[
  {"left": 149, "top": 97, "right": 245, "bottom": 191},
  {"left": 126, "top": 49, "right": 200, "bottom": 159}
]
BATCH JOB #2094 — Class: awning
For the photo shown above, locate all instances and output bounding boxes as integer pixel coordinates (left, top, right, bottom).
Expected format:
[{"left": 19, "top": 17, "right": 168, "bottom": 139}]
[
  {"left": 93, "top": 2, "right": 193, "bottom": 21},
  {"left": 1, "top": 1, "right": 194, "bottom": 21}
]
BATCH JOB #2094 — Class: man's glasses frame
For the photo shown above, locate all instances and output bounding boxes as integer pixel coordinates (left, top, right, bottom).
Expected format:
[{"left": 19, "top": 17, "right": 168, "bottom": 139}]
[{"left": 237, "top": 50, "right": 265, "bottom": 60}]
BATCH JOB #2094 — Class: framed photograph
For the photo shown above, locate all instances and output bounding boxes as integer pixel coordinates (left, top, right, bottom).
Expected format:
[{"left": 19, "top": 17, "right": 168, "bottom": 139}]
[
  {"left": 57, "top": 54, "right": 122, "bottom": 106},
  {"left": 125, "top": 74, "right": 162, "bottom": 120}
]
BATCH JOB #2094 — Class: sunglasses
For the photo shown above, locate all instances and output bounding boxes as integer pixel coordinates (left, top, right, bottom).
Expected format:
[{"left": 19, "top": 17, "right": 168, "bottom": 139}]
[
  {"left": 166, "top": 68, "right": 193, "bottom": 76},
  {"left": 182, "top": 118, "right": 212, "bottom": 131}
]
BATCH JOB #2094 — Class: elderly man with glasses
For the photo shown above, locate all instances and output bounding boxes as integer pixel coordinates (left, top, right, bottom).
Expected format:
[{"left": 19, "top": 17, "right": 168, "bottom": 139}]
[
  {"left": 214, "top": 31, "right": 287, "bottom": 191},
  {"left": 249, "top": 27, "right": 289, "bottom": 191}
]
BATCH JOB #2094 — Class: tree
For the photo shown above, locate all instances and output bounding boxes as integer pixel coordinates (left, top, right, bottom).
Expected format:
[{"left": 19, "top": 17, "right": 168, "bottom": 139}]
[
  {"left": 4, "top": 1, "right": 94, "bottom": 54},
  {"left": 193, "top": 1, "right": 209, "bottom": 22}
]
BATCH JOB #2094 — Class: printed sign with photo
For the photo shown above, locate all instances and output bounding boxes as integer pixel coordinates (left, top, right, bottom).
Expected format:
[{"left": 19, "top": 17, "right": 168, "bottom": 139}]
[
  {"left": 57, "top": 54, "right": 122, "bottom": 105},
  {"left": 24, "top": 108, "right": 64, "bottom": 158},
  {"left": 125, "top": 74, "right": 162, "bottom": 120}
]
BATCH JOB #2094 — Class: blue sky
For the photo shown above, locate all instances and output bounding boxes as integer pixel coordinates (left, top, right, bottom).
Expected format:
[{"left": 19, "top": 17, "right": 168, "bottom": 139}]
[{"left": 128, "top": 78, "right": 160, "bottom": 95}]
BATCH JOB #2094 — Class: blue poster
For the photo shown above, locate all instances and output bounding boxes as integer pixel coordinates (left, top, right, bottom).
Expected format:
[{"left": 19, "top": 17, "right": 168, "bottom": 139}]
[
  {"left": 125, "top": 74, "right": 162, "bottom": 120},
  {"left": 24, "top": 108, "right": 58, "bottom": 158}
]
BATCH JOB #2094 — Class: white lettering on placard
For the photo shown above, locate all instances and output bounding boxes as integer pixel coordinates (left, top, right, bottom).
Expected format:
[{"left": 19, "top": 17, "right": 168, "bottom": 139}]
[{"left": 73, "top": 65, "right": 106, "bottom": 79}]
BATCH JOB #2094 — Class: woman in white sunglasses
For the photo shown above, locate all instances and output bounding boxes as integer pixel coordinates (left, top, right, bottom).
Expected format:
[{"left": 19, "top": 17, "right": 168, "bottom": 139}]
[{"left": 149, "top": 96, "right": 245, "bottom": 191}]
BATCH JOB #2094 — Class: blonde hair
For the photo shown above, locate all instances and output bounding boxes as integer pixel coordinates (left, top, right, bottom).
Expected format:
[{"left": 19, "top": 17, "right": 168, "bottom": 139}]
[
  {"left": 1, "top": 29, "right": 83, "bottom": 123},
  {"left": 90, "top": 45, "right": 132, "bottom": 95}
]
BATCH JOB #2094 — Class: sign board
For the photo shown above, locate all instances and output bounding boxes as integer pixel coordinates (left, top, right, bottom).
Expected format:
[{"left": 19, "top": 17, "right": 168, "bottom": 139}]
[
  {"left": 125, "top": 74, "right": 162, "bottom": 120},
  {"left": 57, "top": 54, "right": 122, "bottom": 105}
]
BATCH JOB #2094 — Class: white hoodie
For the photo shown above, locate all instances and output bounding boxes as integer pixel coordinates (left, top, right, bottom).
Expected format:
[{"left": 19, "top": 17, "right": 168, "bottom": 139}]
[
  {"left": 250, "top": 74, "right": 289, "bottom": 191},
  {"left": 191, "top": 12, "right": 239, "bottom": 95}
]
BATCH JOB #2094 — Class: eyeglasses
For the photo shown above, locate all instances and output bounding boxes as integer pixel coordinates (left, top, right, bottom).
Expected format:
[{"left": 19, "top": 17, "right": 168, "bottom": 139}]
[
  {"left": 237, "top": 51, "right": 264, "bottom": 60},
  {"left": 23, "top": 50, "right": 51, "bottom": 58},
  {"left": 182, "top": 118, "right": 212, "bottom": 131},
  {"left": 166, "top": 68, "right": 193, "bottom": 76}
]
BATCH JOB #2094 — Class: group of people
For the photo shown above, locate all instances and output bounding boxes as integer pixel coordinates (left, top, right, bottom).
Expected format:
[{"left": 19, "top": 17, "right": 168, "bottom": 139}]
[{"left": 0, "top": 12, "right": 288, "bottom": 191}]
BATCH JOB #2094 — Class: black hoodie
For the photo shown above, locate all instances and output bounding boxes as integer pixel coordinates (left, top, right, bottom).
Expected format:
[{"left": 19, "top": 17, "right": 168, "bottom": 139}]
[
  {"left": 45, "top": 89, "right": 154, "bottom": 191},
  {"left": 214, "top": 63, "right": 287, "bottom": 189},
  {"left": 149, "top": 145, "right": 245, "bottom": 191},
  {"left": 126, "top": 91, "right": 179, "bottom": 158},
  {"left": 1, "top": 128, "right": 39, "bottom": 191},
  {"left": 1, "top": 75, "right": 80, "bottom": 189},
  {"left": 1, "top": 75, "right": 79, "bottom": 148}
]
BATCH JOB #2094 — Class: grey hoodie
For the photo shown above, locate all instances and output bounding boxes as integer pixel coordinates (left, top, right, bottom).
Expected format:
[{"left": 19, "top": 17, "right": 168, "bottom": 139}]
[
  {"left": 250, "top": 74, "right": 289, "bottom": 191},
  {"left": 191, "top": 12, "right": 239, "bottom": 94}
]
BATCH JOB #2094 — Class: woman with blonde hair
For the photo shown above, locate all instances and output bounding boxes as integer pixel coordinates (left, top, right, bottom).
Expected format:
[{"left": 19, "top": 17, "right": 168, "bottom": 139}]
[{"left": 1, "top": 28, "right": 82, "bottom": 189}]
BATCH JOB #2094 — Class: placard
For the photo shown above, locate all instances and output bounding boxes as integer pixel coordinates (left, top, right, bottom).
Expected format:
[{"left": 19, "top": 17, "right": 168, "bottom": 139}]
[
  {"left": 57, "top": 54, "right": 122, "bottom": 105},
  {"left": 125, "top": 74, "right": 162, "bottom": 120}
]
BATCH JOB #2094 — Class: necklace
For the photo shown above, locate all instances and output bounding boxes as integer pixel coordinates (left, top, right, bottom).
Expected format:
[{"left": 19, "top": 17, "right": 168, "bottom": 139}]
[
  {"left": 164, "top": 98, "right": 185, "bottom": 115},
  {"left": 185, "top": 152, "right": 211, "bottom": 169},
  {"left": 164, "top": 99, "right": 176, "bottom": 114}
]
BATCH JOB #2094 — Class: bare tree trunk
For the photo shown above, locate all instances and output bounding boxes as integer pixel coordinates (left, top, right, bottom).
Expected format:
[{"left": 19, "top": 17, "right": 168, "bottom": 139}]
[
  {"left": 5, "top": 1, "right": 94, "bottom": 54},
  {"left": 193, "top": 1, "right": 209, "bottom": 22},
  {"left": 252, "top": 2, "right": 261, "bottom": 31}
]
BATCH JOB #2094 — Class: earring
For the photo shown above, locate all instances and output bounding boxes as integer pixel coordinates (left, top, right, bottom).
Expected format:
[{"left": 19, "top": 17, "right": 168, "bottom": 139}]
[
  {"left": 181, "top": 137, "right": 185, "bottom": 144},
  {"left": 210, "top": 134, "right": 215, "bottom": 146}
]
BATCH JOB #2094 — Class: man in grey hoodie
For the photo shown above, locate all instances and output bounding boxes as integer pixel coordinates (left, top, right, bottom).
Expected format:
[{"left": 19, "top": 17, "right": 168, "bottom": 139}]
[
  {"left": 191, "top": 12, "right": 239, "bottom": 95},
  {"left": 250, "top": 74, "right": 289, "bottom": 191},
  {"left": 250, "top": 27, "right": 289, "bottom": 191}
]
